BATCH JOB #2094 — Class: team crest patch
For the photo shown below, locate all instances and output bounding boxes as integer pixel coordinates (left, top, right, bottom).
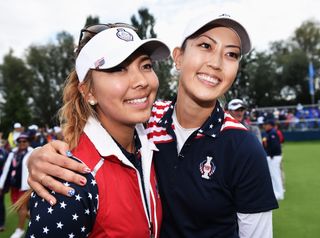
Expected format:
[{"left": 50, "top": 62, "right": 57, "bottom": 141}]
[
  {"left": 116, "top": 28, "right": 134, "bottom": 41},
  {"left": 199, "top": 156, "right": 216, "bottom": 179}
]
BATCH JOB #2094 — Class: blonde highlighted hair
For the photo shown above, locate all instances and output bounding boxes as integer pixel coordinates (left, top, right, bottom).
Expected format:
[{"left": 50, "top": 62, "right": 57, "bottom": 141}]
[{"left": 58, "top": 70, "right": 97, "bottom": 149}]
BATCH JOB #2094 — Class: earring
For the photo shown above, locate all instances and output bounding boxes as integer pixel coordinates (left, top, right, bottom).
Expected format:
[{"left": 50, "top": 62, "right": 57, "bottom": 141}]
[{"left": 88, "top": 100, "right": 97, "bottom": 106}]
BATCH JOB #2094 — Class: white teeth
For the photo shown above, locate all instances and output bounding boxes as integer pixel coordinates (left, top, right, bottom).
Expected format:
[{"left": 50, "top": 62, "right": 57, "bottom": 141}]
[
  {"left": 126, "top": 97, "right": 147, "bottom": 104},
  {"left": 198, "top": 74, "right": 219, "bottom": 84}
]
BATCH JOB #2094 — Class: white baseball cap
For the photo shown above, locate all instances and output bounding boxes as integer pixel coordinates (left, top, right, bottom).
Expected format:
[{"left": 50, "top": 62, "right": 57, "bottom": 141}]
[
  {"left": 228, "top": 99, "right": 247, "bottom": 111},
  {"left": 181, "top": 13, "right": 252, "bottom": 54},
  {"left": 14, "top": 122, "right": 22, "bottom": 129},
  {"left": 76, "top": 26, "right": 170, "bottom": 83}
]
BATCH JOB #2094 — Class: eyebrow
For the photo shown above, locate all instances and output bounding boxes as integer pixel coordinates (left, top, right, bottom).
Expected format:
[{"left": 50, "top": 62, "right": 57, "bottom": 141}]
[{"left": 199, "top": 34, "right": 241, "bottom": 51}]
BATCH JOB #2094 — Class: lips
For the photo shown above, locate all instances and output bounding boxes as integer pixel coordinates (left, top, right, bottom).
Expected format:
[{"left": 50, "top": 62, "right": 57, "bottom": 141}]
[
  {"left": 125, "top": 97, "right": 148, "bottom": 104},
  {"left": 197, "top": 73, "right": 221, "bottom": 86}
]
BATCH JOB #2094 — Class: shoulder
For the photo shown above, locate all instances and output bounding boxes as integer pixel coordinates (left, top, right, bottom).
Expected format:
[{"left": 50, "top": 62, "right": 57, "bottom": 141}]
[
  {"left": 28, "top": 170, "right": 98, "bottom": 237},
  {"left": 221, "top": 112, "right": 248, "bottom": 132}
]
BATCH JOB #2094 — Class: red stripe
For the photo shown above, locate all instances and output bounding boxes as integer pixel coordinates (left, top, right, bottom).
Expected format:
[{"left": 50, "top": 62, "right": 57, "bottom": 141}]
[{"left": 221, "top": 126, "right": 247, "bottom": 131}]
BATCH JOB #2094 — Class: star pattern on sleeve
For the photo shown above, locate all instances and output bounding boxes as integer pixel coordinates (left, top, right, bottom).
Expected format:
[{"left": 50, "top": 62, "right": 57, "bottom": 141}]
[{"left": 25, "top": 166, "right": 98, "bottom": 238}]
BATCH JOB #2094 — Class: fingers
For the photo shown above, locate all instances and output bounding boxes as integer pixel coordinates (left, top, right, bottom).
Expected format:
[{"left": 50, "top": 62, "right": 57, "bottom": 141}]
[
  {"left": 28, "top": 176, "right": 57, "bottom": 205},
  {"left": 27, "top": 141, "right": 91, "bottom": 202}
]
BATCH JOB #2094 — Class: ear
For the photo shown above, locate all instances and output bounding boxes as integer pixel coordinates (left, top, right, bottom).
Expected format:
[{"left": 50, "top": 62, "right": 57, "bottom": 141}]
[
  {"left": 78, "top": 83, "right": 97, "bottom": 104},
  {"left": 78, "top": 83, "right": 86, "bottom": 98},
  {"left": 173, "top": 47, "right": 183, "bottom": 71}
]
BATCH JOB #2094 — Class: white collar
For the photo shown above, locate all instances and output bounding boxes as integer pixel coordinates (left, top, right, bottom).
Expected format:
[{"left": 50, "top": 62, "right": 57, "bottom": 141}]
[{"left": 83, "top": 116, "right": 158, "bottom": 165}]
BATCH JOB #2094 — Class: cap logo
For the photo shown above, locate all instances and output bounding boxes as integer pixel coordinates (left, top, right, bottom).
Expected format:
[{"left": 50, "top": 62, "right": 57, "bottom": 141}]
[
  {"left": 116, "top": 28, "right": 134, "bottom": 42},
  {"left": 219, "top": 13, "right": 231, "bottom": 18},
  {"left": 94, "top": 57, "right": 105, "bottom": 69}
]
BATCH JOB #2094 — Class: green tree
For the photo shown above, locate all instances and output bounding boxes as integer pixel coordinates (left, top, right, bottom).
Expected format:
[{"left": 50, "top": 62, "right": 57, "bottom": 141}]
[
  {"left": 131, "top": 8, "right": 174, "bottom": 100},
  {"left": 26, "top": 31, "right": 75, "bottom": 126},
  {"left": 0, "top": 50, "right": 32, "bottom": 135}
]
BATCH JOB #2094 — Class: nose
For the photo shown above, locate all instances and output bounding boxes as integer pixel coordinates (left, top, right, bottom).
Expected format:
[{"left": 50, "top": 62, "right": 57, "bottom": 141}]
[
  {"left": 130, "top": 67, "right": 148, "bottom": 89},
  {"left": 207, "top": 48, "right": 222, "bottom": 70}
]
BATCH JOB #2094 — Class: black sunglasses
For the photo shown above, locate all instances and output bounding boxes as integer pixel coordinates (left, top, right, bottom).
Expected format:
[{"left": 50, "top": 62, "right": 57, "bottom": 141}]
[
  {"left": 18, "top": 140, "right": 28, "bottom": 143},
  {"left": 77, "top": 23, "right": 137, "bottom": 52}
]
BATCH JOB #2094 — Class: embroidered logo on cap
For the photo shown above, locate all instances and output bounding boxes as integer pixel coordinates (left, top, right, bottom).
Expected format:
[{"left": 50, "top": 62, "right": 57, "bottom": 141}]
[
  {"left": 199, "top": 156, "right": 216, "bottom": 179},
  {"left": 116, "top": 28, "right": 134, "bottom": 42},
  {"left": 94, "top": 57, "right": 105, "bottom": 69}
]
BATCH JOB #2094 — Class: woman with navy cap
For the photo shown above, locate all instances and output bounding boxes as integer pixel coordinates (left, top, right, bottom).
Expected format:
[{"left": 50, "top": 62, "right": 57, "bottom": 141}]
[
  {"left": 0, "top": 132, "right": 33, "bottom": 238},
  {"left": 27, "top": 13, "right": 278, "bottom": 238},
  {"left": 20, "top": 23, "right": 170, "bottom": 238}
]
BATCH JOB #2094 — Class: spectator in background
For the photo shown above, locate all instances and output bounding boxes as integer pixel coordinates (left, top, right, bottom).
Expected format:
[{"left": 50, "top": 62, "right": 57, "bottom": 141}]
[
  {"left": 227, "top": 99, "right": 262, "bottom": 143},
  {"left": 0, "top": 138, "right": 8, "bottom": 232},
  {"left": 262, "top": 119, "right": 285, "bottom": 200},
  {"left": 7, "top": 123, "right": 24, "bottom": 149},
  {"left": 0, "top": 132, "right": 33, "bottom": 238}
]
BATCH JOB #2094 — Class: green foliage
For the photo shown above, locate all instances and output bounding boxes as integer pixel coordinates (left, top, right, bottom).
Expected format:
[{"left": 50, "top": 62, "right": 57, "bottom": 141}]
[
  {"left": 0, "top": 51, "right": 33, "bottom": 135},
  {"left": 234, "top": 19, "right": 320, "bottom": 106},
  {"left": 26, "top": 31, "right": 75, "bottom": 127}
]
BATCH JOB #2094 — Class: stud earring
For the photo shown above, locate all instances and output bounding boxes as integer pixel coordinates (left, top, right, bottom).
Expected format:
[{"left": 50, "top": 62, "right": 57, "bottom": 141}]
[{"left": 88, "top": 100, "right": 97, "bottom": 106}]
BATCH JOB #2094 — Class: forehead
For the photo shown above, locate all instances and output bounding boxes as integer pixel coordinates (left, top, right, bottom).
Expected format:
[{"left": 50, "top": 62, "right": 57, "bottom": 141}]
[{"left": 192, "top": 26, "right": 241, "bottom": 46}]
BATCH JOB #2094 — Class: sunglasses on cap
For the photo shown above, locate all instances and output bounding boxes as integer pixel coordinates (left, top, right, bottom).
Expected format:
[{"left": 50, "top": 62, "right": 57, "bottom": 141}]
[
  {"left": 77, "top": 23, "right": 138, "bottom": 52},
  {"left": 18, "top": 140, "right": 28, "bottom": 143}
]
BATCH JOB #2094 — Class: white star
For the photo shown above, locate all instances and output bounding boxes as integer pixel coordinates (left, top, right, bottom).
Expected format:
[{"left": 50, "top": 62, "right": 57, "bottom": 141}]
[
  {"left": 95, "top": 194, "right": 99, "bottom": 200},
  {"left": 75, "top": 194, "right": 82, "bottom": 201},
  {"left": 91, "top": 179, "right": 97, "bottom": 186},
  {"left": 31, "top": 192, "right": 36, "bottom": 198},
  {"left": 209, "top": 124, "right": 213, "bottom": 128},
  {"left": 43, "top": 226, "right": 49, "bottom": 234},
  {"left": 72, "top": 213, "right": 79, "bottom": 220},
  {"left": 212, "top": 134, "right": 216, "bottom": 138},
  {"left": 34, "top": 202, "right": 38, "bottom": 208},
  {"left": 47, "top": 207, "right": 54, "bottom": 214},
  {"left": 88, "top": 193, "right": 92, "bottom": 200},
  {"left": 84, "top": 209, "right": 90, "bottom": 215},
  {"left": 60, "top": 201, "right": 67, "bottom": 209},
  {"left": 57, "top": 221, "right": 64, "bottom": 229},
  {"left": 28, "top": 220, "right": 32, "bottom": 227},
  {"left": 217, "top": 108, "right": 220, "bottom": 112},
  {"left": 30, "top": 235, "right": 35, "bottom": 238},
  {"left": 218, "top": 118, "right": 222, "bottom": 123},
  {"left": 68, "top": 233, "right": 75, "bottom": 238},
  {"left": 164, "top": 120, "right": 168, "bottom": 124},
  {"left": 81, "top": 226, "right": 86, "bottom": 232},
  {"left": 36, "top": 214, "right": 40, "bottom": 221},
  {"left": 64, "top": 182, "right": 70, "bottom": 187},
  {"left": 199, "top": 129, "right": 203, "bottom": 133},
  {"left": 51, "top": 190, "right": 56, "bottom": 194}
]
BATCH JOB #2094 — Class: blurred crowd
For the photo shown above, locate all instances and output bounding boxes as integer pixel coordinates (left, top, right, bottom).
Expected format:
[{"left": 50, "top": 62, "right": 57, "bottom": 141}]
[
  {"left": 0, "top": 123, "right": 63, "bottom": 153},
  {"left": 243, "top": 103, "right": 320, "bottom": 131}
]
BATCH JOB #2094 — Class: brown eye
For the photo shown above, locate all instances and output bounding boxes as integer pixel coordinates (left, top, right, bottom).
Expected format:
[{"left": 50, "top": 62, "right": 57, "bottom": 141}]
[
  {"left": 142, "top": 63, "right": 154, "bottom": 70},
  {"left": 227, "top": 52, "right": 241, "bottom": 60},
  {"left": 199, "top": 43, "right": 211, "bottom": 49}
]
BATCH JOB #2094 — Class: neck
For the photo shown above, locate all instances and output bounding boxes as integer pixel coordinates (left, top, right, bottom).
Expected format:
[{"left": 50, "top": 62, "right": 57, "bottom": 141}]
[
  {"left": 98, "top": 117, "right": 135, "bottom": 153},
  {"left": 175, "top": 91, "right": 217, "bottom": 128}
]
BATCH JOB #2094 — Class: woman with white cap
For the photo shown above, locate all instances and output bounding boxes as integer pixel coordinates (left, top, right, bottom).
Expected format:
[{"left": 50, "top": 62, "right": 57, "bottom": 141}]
[
  {"left": 22, "top": 23, "right": 170, "bottom": 237},
  {"left": 27, "top": 13, "right": 278, "bottom": 238}
]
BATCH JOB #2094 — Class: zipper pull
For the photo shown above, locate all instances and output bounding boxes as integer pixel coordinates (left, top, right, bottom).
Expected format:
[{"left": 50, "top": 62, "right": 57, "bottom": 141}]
[{"left": 150, "top": 222, "right": 155, "bottom": 238}]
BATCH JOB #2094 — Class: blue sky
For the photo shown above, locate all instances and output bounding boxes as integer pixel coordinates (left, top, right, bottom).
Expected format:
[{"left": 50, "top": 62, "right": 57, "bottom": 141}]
[{"left": 1, "top": 0, "right": 320, "bottom": 62}]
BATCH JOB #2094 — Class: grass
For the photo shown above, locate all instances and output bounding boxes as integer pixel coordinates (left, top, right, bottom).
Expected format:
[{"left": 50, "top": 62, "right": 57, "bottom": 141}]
[
  {"left": 273, "top": 141, "right": 320, "bottom": 237},
  {"left": 1, "top": 141, "right": 320, "bottom": 237},
  {"left": 2, "top": 193, "right": 20, "bottom": 238}
]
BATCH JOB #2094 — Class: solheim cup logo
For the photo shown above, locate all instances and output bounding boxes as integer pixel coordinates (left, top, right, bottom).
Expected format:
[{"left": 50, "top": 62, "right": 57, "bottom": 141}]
[
  {"left": 199, "top": 156, "right": 216, "bottom": 179},
  {"left": 116, "top": 28, "right": 134, "bottom": 41}
]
